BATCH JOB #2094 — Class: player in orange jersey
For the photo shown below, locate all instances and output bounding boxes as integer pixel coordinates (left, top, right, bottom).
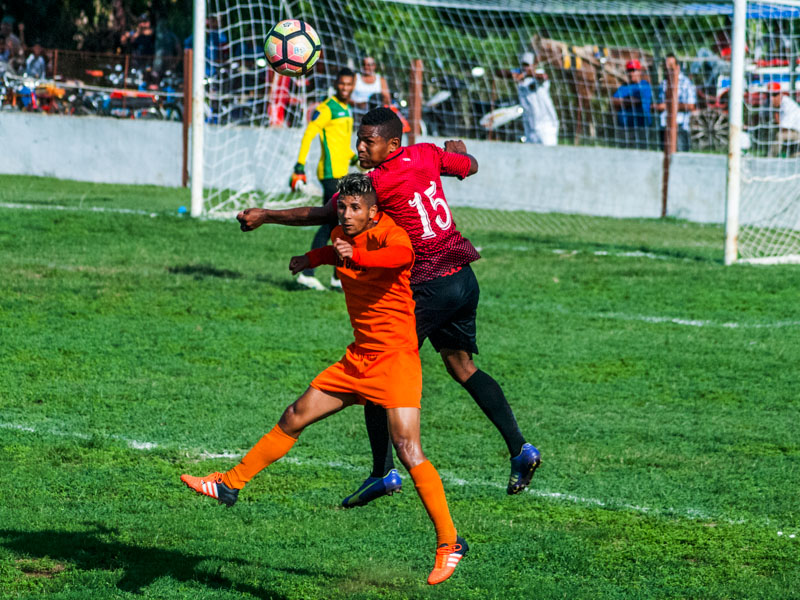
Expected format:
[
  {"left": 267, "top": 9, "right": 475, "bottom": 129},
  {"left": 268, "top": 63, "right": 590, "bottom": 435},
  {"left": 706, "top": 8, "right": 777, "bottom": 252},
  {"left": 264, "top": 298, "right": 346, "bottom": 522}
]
[{"left": 181, "top": 173, "right": 467, "bottom": 585}]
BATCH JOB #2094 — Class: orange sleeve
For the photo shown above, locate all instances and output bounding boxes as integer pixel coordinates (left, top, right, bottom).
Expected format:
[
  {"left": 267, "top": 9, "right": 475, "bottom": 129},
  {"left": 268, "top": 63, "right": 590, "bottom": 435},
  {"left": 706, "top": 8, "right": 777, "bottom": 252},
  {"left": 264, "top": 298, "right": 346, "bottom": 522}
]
[
  {"left": 306, "top": 246, "right": 337, "bottom": 268},
  {"left": 351, "top": 246, "right": 413, "bottom": 268}
]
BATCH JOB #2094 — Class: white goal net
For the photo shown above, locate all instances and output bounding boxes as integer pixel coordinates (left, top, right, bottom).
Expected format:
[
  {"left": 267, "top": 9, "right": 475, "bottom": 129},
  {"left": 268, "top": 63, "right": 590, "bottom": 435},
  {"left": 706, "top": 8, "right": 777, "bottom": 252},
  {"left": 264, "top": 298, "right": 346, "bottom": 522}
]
[
  {"left": 735, "top": 1, "right": 800, "bottom": 263},
  {"left": 197, "top": 0, "right": 800, "bottom": 261}
]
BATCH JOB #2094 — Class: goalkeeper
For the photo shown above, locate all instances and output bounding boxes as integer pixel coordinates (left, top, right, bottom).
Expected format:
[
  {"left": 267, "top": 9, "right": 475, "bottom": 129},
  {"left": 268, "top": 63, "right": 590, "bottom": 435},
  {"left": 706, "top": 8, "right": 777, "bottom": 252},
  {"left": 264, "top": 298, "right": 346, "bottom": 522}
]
[{"left": 291, "top": 67, "right": 356, "bottom": 291}]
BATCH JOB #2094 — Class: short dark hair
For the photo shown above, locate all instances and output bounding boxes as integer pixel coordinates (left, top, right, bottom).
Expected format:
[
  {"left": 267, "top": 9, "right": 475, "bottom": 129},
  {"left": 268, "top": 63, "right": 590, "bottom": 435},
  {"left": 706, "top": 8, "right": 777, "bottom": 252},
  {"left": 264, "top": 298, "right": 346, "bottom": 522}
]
[
  {"left": 361, "top": 107, "right": 403, "bottom": 142},
  {"left": 336, "top": 67, "right": 355, "bottom": 81},
  {"left": 337, "top": 173, "right": 377, "bottom": 207}
]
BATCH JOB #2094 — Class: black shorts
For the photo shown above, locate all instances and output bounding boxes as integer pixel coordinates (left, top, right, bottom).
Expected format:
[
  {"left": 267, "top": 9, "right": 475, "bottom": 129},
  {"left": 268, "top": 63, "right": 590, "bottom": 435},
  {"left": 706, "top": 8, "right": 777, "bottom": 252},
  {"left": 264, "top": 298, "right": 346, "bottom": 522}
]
[{"left": 412, "top": 264, "right": 479, "bottom": 354}]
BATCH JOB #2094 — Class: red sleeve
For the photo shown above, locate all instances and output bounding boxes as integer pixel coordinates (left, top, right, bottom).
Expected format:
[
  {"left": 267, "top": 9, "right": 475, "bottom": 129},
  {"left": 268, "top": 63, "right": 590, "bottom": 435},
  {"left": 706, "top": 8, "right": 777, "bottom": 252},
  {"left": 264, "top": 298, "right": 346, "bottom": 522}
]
[
  {"left": 434, "top": 144, "right": 472, "bottom": 179},
  {"left": 306, "top": 245, "right": 337, "bottom": 268},
  {"left": 351, "top": 246, "right": 413, "bottom": 268}
]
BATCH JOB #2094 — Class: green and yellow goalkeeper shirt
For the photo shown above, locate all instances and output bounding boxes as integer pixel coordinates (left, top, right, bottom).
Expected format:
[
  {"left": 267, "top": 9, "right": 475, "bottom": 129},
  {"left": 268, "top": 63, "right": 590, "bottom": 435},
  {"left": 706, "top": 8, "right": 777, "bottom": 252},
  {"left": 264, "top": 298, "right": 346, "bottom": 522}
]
[{"left": 296, "top": 96, "right": 354, "bottom": 181}]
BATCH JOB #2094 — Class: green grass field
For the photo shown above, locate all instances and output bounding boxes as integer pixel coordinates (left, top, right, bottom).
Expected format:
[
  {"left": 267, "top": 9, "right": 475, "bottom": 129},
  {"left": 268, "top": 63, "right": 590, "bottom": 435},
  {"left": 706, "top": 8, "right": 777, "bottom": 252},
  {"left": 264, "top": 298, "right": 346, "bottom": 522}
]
[{"left": 1, "top": 174, "right": 798, "bottom": 599}]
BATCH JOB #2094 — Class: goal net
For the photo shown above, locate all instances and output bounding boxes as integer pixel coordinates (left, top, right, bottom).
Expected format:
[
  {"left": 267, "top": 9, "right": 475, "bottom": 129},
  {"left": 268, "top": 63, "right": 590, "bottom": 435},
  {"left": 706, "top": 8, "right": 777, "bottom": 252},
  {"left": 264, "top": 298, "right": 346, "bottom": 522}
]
[
  {"left": 197, "top": 0, "right": 800, "bottom": 261},
  {"left": 735, "top": 1, "right": 800, "bottom": 263}
]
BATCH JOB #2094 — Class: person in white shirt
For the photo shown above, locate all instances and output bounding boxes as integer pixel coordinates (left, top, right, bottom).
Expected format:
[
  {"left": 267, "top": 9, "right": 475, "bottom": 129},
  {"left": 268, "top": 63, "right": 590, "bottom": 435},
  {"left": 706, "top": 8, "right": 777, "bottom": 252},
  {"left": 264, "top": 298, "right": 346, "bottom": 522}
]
[
  {"left": 769, "top": 83, "right": 800, "bottom": 157},
  {"left": 351, "top": 56, "right": 391, "bottom": 110},
  {"left": 654, "top": 53, "right": 697, "bottom": 151},
  {"left": 515, "top": 52, "right": 559, "bottom": 146},
  {"left": 25, "top": 42, "right": 46, "bottom": 79}
]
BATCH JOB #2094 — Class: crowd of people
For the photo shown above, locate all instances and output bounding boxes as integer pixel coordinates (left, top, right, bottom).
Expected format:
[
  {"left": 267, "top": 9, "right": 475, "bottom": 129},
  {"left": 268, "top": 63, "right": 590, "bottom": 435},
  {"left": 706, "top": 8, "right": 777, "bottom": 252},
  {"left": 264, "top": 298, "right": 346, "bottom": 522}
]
[
  {"left": 0, "top": 15, "right": 46, "bottom": 79},
  {"left": 514, "top": 48, "right": 799, "bottom": 156},
  {"left": 3, "top": 5, "right": 798, "bottom": 157}
]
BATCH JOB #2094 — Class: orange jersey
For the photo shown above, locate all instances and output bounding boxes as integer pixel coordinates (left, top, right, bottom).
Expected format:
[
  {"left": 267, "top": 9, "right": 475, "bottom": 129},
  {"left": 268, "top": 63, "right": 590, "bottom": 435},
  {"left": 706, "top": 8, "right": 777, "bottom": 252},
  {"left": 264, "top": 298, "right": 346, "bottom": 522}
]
[{"left": 306, "top": 213, "right": 416, "bottom": 352}]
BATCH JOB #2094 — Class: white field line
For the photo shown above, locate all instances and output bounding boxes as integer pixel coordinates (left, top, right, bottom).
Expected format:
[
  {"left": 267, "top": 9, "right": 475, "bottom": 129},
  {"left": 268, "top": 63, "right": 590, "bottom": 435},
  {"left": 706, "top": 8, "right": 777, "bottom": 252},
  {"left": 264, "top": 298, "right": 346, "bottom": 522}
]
[
  {"left": 477, "top": 301, "right": 800, "bottom": 331},
  {"left": 581, "top": 311, "right": 800, "bottom": 330},
  {"left": 2, "top": 420, "right": 795, "bottom": 536},
  {"left": 0, "top": 202, "right": 161, "bottom": 218}
]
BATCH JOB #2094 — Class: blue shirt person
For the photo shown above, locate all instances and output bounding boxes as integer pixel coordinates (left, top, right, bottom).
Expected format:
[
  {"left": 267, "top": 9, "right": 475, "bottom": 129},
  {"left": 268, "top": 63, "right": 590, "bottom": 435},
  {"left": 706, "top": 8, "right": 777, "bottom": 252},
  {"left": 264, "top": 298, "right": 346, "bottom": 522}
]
[{"left": 612, "top": 59, "right": 653, "bottom": 149}]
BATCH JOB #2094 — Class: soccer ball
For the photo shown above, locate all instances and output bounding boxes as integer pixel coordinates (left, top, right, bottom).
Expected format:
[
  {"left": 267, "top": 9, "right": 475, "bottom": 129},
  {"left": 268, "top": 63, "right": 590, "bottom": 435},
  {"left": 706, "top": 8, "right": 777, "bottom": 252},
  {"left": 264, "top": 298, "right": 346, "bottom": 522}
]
[{"left": 264, "top": 19, "right": 321, "bottom": 77}]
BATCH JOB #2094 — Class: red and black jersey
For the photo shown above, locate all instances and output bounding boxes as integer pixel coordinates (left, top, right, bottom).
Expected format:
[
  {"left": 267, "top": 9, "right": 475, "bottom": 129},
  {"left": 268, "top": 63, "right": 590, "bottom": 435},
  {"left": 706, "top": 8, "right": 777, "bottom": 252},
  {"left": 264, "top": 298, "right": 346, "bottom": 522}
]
[{"left": 367, "top": 143, "right": 480, "bottom": 285}]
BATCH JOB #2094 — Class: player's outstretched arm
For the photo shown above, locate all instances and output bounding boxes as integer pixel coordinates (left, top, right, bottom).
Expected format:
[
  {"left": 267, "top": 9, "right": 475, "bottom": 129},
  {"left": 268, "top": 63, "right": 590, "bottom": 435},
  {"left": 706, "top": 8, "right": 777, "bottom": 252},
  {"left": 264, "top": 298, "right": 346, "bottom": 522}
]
[
  {"left": 237, "top": 197, "right": 337, "bottom": 232},
  {"left": 443, "top": 140, "right": 478, "bottom": 176}
]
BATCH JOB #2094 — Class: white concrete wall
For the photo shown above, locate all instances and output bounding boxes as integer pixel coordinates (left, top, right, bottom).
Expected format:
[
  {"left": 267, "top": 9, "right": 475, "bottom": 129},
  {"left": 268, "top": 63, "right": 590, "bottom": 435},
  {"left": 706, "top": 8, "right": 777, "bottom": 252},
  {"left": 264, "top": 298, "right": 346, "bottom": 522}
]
[
  {"left": 0, "top": 112, "right": 183, "bottom": 187},
  {"left": 1, "top": 112, "right": 731, "bottom": 224}
]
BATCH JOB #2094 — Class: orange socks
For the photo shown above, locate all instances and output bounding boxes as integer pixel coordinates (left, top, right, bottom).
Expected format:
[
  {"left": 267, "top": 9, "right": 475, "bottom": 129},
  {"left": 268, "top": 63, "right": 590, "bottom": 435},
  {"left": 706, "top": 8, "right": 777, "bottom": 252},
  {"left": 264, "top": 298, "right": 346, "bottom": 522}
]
[
  {"left": 409, "top": 460, "right": 457, "bottom": 546},
  {"left": 222, "top": 424, "right": 297, "bottom": 489}
]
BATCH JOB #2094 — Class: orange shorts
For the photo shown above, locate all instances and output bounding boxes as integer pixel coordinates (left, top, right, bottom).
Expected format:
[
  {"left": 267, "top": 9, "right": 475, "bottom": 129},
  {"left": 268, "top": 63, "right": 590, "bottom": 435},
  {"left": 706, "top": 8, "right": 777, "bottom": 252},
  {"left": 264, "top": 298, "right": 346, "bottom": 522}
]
[{"left": 310, "top": 345, "right": 422, "bottom": 409}]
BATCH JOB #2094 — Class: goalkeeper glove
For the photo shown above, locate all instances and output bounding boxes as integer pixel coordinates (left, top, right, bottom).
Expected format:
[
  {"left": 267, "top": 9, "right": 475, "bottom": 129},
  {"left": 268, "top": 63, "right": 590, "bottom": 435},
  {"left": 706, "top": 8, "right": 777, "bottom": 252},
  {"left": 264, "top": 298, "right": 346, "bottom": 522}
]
[{"left": 290, "top": 163, "right": 307, "bottom": 191}]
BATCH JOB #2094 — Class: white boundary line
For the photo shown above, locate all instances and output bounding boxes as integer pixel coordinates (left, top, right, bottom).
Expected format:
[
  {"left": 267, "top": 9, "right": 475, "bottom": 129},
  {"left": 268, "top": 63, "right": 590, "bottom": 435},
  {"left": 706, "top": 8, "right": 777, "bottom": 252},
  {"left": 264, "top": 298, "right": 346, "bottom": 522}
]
[
  {"left": 580, "top": 310, "right": 800, "bottom": 330},
  {"left": 0, "top": 202, "right": 160, "bottom": 218},
  {"left": 2, "top": 420, "right": 796, "bottom": 536}
]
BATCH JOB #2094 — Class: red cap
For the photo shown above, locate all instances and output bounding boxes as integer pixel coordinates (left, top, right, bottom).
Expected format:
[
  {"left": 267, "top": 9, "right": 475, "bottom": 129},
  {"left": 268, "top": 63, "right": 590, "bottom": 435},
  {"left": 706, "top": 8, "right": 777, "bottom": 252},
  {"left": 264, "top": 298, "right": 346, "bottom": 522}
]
[
  {"left": 626, "top": 59, "right": 642, "bottom": 71},
  {"left": 767, "top": 81, "right": 782, "bottom": 93}
]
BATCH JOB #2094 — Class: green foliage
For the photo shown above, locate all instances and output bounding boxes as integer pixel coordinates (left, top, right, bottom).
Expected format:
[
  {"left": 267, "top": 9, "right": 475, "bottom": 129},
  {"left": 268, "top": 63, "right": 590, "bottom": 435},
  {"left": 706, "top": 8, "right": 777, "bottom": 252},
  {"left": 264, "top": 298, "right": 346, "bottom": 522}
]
[{"left": 1, "top": 175, "right": 799, "bottom": 599}]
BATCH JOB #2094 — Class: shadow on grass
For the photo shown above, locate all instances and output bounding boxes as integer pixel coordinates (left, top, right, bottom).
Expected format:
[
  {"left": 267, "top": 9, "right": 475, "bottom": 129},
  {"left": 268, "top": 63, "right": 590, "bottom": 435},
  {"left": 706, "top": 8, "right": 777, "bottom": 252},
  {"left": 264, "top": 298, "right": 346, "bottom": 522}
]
[
  {"left": 168, "top": 264, "right": 244, "bottom": 280},
  {"left": 0, "top": 524, "right": 315, "bottom": 599},
  {"left": 167, "top": 264, "right": 309, "bottom": 291}
]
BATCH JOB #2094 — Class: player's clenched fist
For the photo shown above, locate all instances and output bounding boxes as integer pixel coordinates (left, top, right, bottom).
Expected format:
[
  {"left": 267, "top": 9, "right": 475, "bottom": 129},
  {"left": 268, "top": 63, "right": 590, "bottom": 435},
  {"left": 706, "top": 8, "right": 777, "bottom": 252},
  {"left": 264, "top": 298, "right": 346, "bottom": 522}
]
[
  {"left": 289, "top": 255, "right": 311, "bottom": 275},
  {"left": 333, "top": 238, "right": 354, "bottom": 260},
  {"left": 237, "top": 208, "right": 267, "bottom": 231},
  {"left": 443, "top": 140, "right": 467, "bottom": 154}
]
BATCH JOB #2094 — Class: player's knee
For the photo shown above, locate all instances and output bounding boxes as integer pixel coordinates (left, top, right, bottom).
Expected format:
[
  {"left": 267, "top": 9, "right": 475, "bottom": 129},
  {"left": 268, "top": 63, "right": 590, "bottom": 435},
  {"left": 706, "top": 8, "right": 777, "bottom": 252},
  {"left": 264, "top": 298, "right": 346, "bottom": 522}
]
[
  {"left": 278, "top": 403, "right": 304, "bottom": 437},
  {"left": 441, "top": 351, "right": 477, "bottom": 384},
  {"left": 392, "top": 436, "right": 425, "bottom": 469}
]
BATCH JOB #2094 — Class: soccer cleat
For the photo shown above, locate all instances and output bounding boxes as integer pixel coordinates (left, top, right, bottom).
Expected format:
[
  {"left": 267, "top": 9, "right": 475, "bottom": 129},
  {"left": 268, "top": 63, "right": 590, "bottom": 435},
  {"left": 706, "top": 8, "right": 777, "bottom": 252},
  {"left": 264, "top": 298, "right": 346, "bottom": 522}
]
[
  {"left": 507, "top": 442, "right": 541, "bottom": 495},
  {"left": 329, "top": 275, "right": 342, "bottom": 290},
  {"left": 297, "top": 273, "right": 326, "bottom": 291},
  {"left": 427, "top": 536, "right": 468, "bottom": 585},
  {"left": 341, "top": 469, "right": 402, "bottom": 508},
  {"left": 180, "top": 472, "right": 239, "bottom": 507}
]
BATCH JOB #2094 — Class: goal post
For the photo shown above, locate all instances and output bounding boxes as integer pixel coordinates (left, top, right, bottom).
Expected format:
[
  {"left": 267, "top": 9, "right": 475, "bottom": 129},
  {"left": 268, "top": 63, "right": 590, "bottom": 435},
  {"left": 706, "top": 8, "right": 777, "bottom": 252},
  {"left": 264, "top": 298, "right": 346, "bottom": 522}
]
[
  {"left": 191, "top": 0, "right": 206, "bottom": 218},
  {"left": 725, "top": 0, "right": 747, "bottom": 265},
  {"left": 189, "top": 0, "right": 800, "bottom": 263}
]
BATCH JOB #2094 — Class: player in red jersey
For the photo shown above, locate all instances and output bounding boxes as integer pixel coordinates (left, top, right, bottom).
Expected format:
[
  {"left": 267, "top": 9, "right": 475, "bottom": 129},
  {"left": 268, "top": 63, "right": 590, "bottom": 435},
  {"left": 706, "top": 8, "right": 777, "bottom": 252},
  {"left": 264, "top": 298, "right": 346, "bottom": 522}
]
[
  {"left": 183, "top": 174, "right": 467, "bottom": 585},
  {"left": 237, "top": 107, "right": 541, "bottom": 503}
]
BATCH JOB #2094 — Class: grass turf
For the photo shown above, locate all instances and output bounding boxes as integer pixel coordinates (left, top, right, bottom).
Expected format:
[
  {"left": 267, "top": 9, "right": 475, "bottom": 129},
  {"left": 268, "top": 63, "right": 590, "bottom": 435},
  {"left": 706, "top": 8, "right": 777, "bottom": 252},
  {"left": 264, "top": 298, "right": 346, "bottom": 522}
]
[{"left": 1, "top": 175, "right": 798, "bottom": 599}]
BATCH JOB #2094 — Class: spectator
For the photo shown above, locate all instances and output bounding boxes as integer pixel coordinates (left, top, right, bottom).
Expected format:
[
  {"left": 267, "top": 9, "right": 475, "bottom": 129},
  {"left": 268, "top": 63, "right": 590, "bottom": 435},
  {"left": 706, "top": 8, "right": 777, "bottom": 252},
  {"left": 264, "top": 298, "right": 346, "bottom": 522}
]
[
  {"left": 655, "top": 53, "right": 697, "bottom": 152},
  {"left": 25, "top": 42, "right": 46, "bottom": 79},
  {"left": 768, "top": 83, "right": 800, "bottom": 157},
  {"left": 122, "top": 13, "right": 155, "bottom": 67},
  {"left": 0, "top": 35, "right": 8, "bottom": 78},
  {"left": 183, "top": 15, "right": 227, "bottom": 77},
  {"left": 612, "top": 59, "right": 653, "bottom": 149},
  {"left": 514, "top": 52, "right": 559, "bottom": 146},
  {"left": 154, "top": 19, "right": 181, "bottom": 77},
  {"left": 4, "top": 35, "right": 24, "bottom": 75},
  {"left": 351, "top": 56, "right": 391, "bottom": 119},
  {"left": 0, "top": 16, "right": 21, "bottom": 56}
]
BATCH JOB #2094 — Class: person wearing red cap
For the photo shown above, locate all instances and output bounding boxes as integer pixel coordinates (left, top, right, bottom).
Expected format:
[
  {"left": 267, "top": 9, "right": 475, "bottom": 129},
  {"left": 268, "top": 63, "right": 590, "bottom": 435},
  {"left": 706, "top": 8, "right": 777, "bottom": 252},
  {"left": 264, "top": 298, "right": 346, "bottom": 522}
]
[
  {"left": 612, "top": 58, "right": 653, "bottom": 149},
  {"left": 768, "top": 82, "right": 800, "bottom": 157}
]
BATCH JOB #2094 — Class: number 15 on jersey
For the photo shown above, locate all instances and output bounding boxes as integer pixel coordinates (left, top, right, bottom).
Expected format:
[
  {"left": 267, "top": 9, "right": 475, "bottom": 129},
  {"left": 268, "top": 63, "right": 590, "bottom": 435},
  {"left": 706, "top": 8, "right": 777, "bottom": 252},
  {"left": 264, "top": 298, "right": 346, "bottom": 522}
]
[{"left": 408, "top": 181, "right": 453, "bottom": 240}]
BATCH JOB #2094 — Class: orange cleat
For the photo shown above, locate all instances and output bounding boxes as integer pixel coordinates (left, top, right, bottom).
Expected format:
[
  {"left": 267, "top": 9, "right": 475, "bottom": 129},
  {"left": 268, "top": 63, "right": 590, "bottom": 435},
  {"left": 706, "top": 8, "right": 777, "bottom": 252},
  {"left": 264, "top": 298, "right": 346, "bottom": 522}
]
[
  {"left": 180, "top": 472, "right": 239, "bottom": 507},
  {"left": 427, "top": 536, "right": 468, "bottom": 585}
]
